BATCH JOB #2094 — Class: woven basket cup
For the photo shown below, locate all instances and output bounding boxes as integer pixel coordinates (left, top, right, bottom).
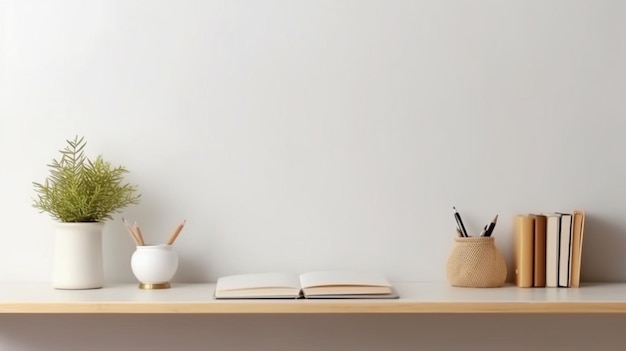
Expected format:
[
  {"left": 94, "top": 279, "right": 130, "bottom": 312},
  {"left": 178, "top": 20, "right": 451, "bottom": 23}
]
[{"left": 446, "top": 236, "right": 507, "bottom": 288}]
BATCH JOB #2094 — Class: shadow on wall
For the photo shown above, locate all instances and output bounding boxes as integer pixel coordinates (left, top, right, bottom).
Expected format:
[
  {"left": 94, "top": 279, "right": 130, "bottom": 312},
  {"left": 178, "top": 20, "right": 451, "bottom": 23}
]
[{"left": 581, "top": 213, "right": 626, "bottom": 282}]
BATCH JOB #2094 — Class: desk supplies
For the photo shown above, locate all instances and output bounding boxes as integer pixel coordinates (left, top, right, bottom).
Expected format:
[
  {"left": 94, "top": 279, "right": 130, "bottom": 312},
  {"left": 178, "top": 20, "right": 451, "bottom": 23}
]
[
  {"left": 122, "top": 218, "right": 186, "bottom": 246},
  {"left": 482, "top": 215, "right": 499, "bottom": 237},
  {"left": 447, "top": 207, "right": 506, "bottom": 288},
  {"left": 446, "top": 237, "right": 507, "bottom": 288},
  {"left": 166, "top": 219, "right": 187, "bottom": 245},
  {"left": 122, "top": 218, "right": 145, "bottom": 246},
  {"left": 121, "top": 218, "right": 186, "bottom": 289},
  {"left": 453, "top": 207, "right": 498, "bottom": 237},
  {"left": 452, "top": 207, "right": 469, "bottom": 237},
  {"left": 131, "top": 244, "right": 179, "bottom": 289}
]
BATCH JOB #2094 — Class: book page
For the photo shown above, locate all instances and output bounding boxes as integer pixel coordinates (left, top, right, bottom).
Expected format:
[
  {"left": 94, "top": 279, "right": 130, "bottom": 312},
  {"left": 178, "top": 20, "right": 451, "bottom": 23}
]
[
  {"left": 215, "top": 287, "right": 302, "bottom": 299},
  {"left": 299, "top": 271, "right": 391, "bottom": 288},
  {"left": 216, "top": 272, "right": 301, "bottom": 291}
]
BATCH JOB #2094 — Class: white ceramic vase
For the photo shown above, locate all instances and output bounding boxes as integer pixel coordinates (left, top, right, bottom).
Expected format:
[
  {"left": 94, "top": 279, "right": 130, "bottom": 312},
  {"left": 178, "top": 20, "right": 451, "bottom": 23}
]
[
  {"left": 52, "top": 222, "right": 105, "bottom": 290},
  {"left": 131, "top": 244, "right": 178, "bottom": 289}
]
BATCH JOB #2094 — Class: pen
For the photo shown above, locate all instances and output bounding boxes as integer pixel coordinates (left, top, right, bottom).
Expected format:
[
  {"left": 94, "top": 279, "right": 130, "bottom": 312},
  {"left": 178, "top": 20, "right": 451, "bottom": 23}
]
[
  {"left": 483, "top": 215, "right": 498, "bottom": 237},
  {"left": 453, "top": 207, "right": 469, "bottom": 237}
]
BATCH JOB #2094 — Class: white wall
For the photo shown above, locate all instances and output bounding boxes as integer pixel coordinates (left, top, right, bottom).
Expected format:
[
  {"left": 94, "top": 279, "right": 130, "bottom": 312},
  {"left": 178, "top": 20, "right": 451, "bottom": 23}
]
[{"left": 1, "top": 1, "right": 626, "bottom": 350}]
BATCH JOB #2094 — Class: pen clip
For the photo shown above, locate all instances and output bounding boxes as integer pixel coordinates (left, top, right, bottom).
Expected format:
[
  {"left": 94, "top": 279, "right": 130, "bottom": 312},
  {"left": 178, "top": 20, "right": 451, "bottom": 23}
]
[
  {"left": 483, "top": 214, "right": 498, "bottom": 237},
  {"left": 479, "top": 224, "right": 488, "bottom": 237}
]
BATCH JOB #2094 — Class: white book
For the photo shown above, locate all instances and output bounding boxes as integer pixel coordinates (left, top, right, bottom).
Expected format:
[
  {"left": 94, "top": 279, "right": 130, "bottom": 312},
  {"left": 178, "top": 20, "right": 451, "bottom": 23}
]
[
  {"left": 545, "top": 213, "right": 561, "bottom": 288},
  {"left": 214, "top": 270, "right": 397, "bottom": 299},
  {"left": 558, "top": 213, "right": 573, "bottom": 287}
]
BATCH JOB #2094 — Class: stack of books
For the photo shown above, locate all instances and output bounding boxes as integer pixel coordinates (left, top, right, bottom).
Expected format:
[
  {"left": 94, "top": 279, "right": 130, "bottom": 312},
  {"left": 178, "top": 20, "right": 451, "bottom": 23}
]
[{"left": 514, "top": 210, "right": 586, "bottom": 288}]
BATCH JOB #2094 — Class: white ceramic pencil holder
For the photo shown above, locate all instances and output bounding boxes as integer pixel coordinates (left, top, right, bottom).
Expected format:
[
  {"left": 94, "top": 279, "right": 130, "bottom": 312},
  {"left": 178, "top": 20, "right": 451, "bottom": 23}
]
[{"left": 131, "top": 244, "right": 178, "bottom": 289}]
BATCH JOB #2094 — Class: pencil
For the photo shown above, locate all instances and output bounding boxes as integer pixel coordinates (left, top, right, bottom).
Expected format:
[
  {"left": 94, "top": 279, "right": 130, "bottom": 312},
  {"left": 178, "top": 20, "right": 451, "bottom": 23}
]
[
  {"left": 166, "top": 220, "right": 186, "bottom": 245},
  {"left": 122, "top": 218, "right": 141, "bottom": 246},
  {"left": 133, "top": 222, "right": 146, "bottom": 246}
]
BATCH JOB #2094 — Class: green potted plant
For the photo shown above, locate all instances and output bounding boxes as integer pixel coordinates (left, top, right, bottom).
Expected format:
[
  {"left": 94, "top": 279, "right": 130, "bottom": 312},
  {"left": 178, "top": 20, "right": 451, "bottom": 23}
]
[{"left": 33, "top": 136, "right": 140, "bottom": 289}]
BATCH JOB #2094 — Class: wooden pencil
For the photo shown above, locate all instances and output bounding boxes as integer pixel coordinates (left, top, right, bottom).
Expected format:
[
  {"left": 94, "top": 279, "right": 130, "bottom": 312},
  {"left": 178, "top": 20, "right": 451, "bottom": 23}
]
[
  {"left": 122, "top": 218, "right": 141, "bottom": 246},
  {"left": 166, "top": 220, "right": 186, "bottom": 245},
  {"left": 133, "top": 222, "right": 145, "bottom": 246}
]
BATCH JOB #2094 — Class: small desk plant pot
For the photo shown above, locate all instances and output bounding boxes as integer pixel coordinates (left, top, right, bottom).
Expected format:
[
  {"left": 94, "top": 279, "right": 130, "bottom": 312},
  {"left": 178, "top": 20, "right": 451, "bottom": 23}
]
[
  {"left": 33, "top": 136, "right": 140, "bottom": 289},
  {"left": 52, "top": 222, "right": 105, "bottom": 289}
]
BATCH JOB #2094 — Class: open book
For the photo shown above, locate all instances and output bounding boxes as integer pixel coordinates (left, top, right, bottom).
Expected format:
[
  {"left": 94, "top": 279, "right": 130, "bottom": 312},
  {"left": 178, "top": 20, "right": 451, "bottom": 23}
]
[{"left": 214, "top": 271, "right": 398, "bottom": 299}]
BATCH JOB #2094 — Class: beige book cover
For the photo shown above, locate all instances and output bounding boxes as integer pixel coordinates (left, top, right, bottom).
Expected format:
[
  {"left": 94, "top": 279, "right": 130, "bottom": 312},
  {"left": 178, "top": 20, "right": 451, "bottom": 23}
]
[
  {"left": 570, "top": 210, "right": 586, "bottom": 288},
  {"left": 532, "top": 214, "right": 547, "bottom": 287},
  {"left": 514, "top": 214, "right": 535, "bottom": 288}
]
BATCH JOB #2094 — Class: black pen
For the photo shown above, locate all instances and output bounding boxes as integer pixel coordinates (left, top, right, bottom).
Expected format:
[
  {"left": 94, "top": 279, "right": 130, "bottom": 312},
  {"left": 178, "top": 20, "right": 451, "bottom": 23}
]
[
  {"left": 482, "top": 215, "right": 498, "bottom": 237},
  {"left": 453, "top": 207, "right": 469, "bottom": 237},
  {"left": 456, "top": 228, "right": 463, "bottom": 238}
]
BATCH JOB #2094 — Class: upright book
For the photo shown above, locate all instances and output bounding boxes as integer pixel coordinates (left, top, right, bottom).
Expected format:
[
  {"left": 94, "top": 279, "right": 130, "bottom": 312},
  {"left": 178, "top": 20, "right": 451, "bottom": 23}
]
[
  {"left": 569, "top": 210, "right": 586, "bottom": 288},
  {"left": 545, "top": 213, "right": 561, "bottom": 288},
  {"left": 558, "top": 213, "right": 573, "bottom": 287},
  {"left": 214, "top": 271, "right": 398, "bottom": 299},
  {"left": 514, "top": 214, "right": 535, "bottom": 288},
  {"left": 532, "top": 214, "right": 547, "bottom": 287}
]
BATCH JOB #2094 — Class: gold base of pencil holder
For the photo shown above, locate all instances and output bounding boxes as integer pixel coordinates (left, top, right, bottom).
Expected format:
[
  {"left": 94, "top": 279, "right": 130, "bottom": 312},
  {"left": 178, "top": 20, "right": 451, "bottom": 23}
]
[
  {"left": 138, "top": 282, "right": 171, "bottom": 290},
  {"left": 446, "top": 236, "right": 507, "bottom": 288}
]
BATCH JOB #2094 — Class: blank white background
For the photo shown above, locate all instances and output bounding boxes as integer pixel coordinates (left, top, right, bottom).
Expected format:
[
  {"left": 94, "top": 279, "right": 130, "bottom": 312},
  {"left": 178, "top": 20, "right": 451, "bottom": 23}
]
[{"left": 1, "top": 1, "right": 625, "bottom": 350}]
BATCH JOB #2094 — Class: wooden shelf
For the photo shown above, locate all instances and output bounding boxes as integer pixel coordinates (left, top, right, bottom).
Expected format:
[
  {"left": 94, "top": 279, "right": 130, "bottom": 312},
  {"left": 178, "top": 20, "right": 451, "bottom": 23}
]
[{"left": 1, "top": 282, "right": 626, "bottom": 314}]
